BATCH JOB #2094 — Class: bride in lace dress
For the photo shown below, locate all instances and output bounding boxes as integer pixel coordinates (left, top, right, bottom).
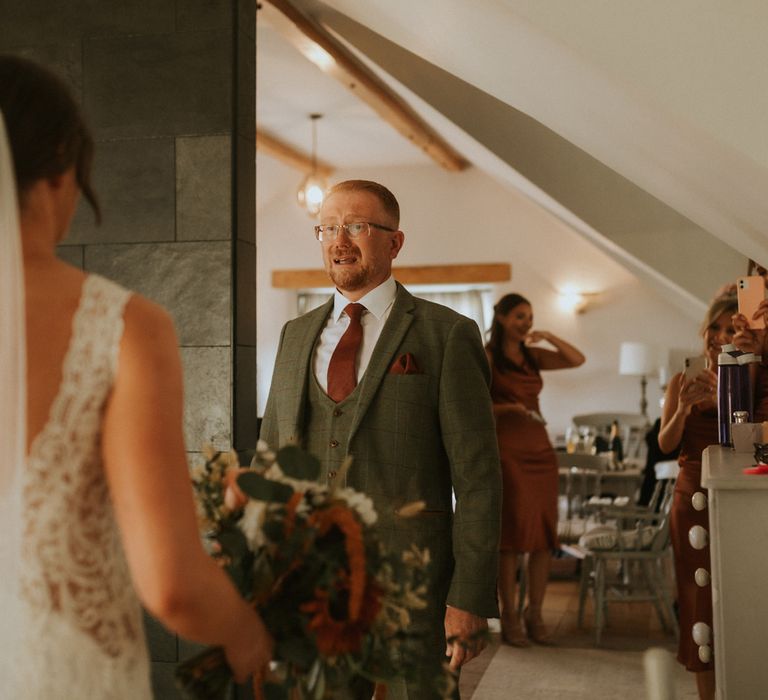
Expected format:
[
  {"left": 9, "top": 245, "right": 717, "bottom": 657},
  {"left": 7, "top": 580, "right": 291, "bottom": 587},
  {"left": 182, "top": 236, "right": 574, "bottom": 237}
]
[{"left": 0, "top": 55, "right": 272, "bottom": 698}]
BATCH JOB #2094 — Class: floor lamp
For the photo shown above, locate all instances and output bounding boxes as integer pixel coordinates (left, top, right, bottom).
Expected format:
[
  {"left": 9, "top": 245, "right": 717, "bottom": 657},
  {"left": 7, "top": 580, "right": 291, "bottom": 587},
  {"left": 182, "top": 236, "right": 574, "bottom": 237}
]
[{"left": 619, "top": 341, "right": 656, "bottom": 420}]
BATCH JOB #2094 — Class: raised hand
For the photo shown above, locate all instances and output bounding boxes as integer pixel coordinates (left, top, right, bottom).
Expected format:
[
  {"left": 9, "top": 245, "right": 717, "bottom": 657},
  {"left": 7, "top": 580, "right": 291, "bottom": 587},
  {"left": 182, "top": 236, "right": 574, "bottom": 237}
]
[
  {"left": 525, "top": 330, "right": 550, "bottom": 345},
  {"left": 678, "top": 369, "right": 717, "bottom": 412},
  {"left": 733, "top": 304, "right": 768, "bottom": 355}
]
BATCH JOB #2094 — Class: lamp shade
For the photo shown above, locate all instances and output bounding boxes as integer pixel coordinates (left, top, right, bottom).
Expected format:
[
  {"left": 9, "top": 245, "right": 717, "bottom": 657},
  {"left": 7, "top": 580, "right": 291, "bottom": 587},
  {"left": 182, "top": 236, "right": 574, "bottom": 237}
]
[{"left": 619, "top": 341, "right": 657, "bottom": 376}]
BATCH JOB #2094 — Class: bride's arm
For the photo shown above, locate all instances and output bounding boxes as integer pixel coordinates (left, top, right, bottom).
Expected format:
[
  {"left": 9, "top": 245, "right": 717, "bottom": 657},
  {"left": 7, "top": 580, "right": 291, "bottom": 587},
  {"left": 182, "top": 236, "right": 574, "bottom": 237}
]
[{"left": 101, "top": 295, "right": 272, "bottom": 685}]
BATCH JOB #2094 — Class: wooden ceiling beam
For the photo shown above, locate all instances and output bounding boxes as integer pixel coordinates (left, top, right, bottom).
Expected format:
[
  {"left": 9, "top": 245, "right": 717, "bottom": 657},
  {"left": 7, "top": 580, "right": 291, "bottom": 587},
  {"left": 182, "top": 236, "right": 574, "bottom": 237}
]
[
  {"left": 272, "top": 263, "right": 511, "bottom": 289},
  {"left": 256, "top": 128, "right": 335, "bottom": 178},
  {"left": 261, "top": 0, "right": 469, "bottom": 172}
]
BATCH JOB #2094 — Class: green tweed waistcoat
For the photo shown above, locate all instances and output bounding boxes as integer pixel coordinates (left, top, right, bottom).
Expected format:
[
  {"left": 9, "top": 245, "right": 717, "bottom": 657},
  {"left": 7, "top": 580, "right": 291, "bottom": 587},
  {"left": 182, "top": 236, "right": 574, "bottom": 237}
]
[{"left": 305, "top": 373, "right": 359, "bottom": 486}]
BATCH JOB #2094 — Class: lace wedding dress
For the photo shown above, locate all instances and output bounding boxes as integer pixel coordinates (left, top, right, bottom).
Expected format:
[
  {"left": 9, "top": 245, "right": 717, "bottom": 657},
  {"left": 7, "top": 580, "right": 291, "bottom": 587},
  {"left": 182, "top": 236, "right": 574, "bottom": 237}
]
[{"left": 15, "top": 275, "right": 152, "bottom": 699}]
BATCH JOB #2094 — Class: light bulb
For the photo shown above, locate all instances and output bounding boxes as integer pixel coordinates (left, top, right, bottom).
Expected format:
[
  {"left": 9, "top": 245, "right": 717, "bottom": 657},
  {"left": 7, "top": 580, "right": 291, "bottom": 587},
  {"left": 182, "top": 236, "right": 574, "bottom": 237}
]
[
  {"left": 297, "top": 173, "right": 327, "bottom": 218},
  {"left": 556, "top": 285, "right": 588, "bottom": 313}
]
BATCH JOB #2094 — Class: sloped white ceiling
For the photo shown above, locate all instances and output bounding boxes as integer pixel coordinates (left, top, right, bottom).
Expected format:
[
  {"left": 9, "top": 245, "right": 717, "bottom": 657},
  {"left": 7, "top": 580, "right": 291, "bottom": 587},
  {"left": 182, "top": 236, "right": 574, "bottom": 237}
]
[{"left": 289, "top": 0, "right": 766, "bottom": 306}]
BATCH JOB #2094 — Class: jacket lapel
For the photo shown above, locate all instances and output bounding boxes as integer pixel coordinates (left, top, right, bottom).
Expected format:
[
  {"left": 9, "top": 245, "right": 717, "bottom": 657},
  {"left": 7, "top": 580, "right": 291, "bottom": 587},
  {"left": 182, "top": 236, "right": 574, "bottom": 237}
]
[
  {"left": 348, "top": 284, "right": 415, "bottom": 440},
  {"left": 285, "top": 297, "right": 333, "bottom": 440}
]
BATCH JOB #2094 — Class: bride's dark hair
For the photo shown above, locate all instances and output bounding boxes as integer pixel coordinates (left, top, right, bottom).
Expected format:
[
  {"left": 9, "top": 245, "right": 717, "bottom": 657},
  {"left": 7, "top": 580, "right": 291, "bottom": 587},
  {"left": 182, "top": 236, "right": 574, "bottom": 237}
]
[{"left": 0, "top": 54, "right": 99, "bottom": 221}]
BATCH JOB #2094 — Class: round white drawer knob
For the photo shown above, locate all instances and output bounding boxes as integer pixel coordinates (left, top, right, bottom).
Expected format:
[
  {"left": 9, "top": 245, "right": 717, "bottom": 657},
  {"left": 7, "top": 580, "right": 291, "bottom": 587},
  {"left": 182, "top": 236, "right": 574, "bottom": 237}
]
[
  {"left": 695, "top": 568, "right": 711, "bottom": 587},
  {"left": 689, "top": 525, "right": 708, "bottom": 550},
  {"left": 698, "top": 644, "right": 712, "bottom": 664},
  {"left": 692, "top": 622, "right": 711, "bottom": 645},
  {"left": 691, "top": 492, "right": 707, "bottom": 511}
]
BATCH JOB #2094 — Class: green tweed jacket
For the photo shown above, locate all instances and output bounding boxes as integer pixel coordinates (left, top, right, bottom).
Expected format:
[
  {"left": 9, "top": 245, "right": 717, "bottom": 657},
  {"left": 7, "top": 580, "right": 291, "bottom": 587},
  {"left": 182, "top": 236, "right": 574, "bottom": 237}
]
[{"left": 260, "top": 283, "right": 501, "bottom": 619}]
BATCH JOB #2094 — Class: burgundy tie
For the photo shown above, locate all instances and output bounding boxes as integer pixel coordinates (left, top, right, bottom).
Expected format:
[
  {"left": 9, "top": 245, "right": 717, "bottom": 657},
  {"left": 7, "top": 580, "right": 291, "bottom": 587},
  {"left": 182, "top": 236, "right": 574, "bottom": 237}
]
[{"left": 327, "top": 303, "right": 365, "bottom": 402}]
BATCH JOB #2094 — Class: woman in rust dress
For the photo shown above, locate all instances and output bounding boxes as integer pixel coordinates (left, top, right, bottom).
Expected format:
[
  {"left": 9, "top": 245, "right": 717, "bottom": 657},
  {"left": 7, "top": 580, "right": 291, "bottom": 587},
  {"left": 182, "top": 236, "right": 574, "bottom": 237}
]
[
  {"left": 659, "top": 293, "right": 737, "bottom": 700},
  {"left": 487, "top": 293, "right": 585, "bottom": 646}
]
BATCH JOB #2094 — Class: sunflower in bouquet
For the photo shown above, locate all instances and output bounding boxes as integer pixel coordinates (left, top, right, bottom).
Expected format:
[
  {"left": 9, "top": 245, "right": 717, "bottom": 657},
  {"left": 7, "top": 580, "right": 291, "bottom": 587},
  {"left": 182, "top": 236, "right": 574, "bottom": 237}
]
[{"left": 176, "top": 441, "right": 447, "bottom": 700}]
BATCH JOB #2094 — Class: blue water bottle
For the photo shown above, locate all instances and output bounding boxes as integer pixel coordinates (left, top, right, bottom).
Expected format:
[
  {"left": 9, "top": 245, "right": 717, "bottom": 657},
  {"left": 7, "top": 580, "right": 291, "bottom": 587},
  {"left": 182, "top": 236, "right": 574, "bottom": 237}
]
[
  {"left": 717, "top": 352, "right": 738, "bottom": 446},
  {"left": 734, "top": 353, "right": 753, "bottom": 421}
]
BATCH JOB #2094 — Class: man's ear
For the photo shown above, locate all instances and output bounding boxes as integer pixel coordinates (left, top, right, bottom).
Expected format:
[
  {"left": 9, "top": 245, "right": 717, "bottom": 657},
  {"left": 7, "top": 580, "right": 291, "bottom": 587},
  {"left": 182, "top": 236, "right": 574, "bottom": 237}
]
[{"left": 389, "top": 230, "right": 405, "bottom": 260}]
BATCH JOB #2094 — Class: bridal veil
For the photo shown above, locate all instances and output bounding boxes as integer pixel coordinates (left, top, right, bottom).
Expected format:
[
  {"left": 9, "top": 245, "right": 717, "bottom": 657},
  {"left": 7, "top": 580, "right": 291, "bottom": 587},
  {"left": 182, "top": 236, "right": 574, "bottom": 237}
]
[{"left": 0, "top": 111, "right": 26, "bottom": 676}]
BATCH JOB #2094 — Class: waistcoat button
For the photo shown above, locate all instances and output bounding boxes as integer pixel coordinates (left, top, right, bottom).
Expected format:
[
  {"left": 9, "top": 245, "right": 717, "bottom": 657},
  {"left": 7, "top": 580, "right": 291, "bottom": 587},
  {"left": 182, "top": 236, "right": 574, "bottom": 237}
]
[
  {"left": 333, "top": 408, "right": 343, "bottom": 417},
  {"left": 328, "top": 470, "right": 337, "bottom": 479},
  {"left": 329, "top": 439, "right": 339, "bottom": 448}
]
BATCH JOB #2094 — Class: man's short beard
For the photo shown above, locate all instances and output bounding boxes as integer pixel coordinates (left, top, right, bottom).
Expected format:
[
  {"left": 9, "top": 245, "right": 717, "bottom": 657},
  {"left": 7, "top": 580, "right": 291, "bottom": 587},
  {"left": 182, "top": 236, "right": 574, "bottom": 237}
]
[{"left": 328, "top": 265, "right": 370, "bottom": 291}]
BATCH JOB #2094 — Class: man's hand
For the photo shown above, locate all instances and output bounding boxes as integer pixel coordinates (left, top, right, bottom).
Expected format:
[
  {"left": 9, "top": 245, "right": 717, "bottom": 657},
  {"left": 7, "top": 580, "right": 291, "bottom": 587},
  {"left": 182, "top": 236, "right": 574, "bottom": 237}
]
[{"left": 444, "top": 606, "right": 488, "bottom": 671}]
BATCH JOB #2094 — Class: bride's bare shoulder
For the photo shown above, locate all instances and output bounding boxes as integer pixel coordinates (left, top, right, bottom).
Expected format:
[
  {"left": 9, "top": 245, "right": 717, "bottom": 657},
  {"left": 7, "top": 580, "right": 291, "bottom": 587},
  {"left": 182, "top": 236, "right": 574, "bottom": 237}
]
[
  {"left": 124, "top": 293, "right": 175, "bottom": 334},
  {"left": 120, "top": 294, "right": 180, "bottom": 373}
]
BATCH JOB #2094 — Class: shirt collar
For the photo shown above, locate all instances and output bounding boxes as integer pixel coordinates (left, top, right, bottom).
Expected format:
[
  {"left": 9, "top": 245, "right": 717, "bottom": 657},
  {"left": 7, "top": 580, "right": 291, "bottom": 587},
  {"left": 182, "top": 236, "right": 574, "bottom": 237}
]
[{"left": 332, "top": 276, "right": 397, "bottom": 321}]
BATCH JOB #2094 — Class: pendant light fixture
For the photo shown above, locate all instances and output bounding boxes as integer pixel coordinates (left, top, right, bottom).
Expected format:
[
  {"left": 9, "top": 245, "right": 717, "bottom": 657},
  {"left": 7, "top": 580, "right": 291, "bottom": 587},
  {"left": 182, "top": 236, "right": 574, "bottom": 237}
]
[{"left": 296, "top": 113, "right": 327, "bottom": 217}]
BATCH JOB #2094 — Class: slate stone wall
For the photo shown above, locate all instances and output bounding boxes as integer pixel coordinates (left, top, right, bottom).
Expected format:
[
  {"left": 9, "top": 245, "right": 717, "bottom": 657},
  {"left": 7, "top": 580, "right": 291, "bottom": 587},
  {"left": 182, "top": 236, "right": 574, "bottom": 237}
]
[{"left": 1, "top": 2, "right": 256, "bottom": 696}]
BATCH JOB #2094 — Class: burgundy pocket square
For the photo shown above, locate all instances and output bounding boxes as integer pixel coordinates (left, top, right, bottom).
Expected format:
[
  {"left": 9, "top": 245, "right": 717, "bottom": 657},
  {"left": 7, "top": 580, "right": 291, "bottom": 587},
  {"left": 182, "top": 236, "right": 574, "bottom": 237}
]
[{"left": 389, "top": 352, "right": 421, "bottom": 375}]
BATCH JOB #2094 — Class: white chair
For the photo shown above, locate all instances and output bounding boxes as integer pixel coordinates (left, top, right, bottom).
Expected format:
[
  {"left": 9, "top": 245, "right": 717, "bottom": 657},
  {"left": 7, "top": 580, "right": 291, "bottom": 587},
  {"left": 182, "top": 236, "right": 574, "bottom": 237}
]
[
  {"left": 575, "top": 477, "right": 678, "bottom": 645},
  {"left": 557, "top": 452, "right": 610, "bottom": 540}
]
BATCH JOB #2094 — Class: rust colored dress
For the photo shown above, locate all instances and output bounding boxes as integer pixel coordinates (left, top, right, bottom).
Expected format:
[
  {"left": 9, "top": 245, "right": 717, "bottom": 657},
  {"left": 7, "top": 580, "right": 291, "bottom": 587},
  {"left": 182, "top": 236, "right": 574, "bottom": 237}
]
[
  {"left": 490, "top": 348, "right": 559, "bottom": 552},
  {"left": 669, "top": 402, "right": 717, "bottom": 672}
]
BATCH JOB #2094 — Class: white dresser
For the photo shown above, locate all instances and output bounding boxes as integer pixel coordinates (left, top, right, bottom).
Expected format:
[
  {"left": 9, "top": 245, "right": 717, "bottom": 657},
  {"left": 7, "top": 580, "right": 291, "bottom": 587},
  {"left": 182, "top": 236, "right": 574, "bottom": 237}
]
[{"left": 702, "top": 446, "right": 768, "bottom": 699}]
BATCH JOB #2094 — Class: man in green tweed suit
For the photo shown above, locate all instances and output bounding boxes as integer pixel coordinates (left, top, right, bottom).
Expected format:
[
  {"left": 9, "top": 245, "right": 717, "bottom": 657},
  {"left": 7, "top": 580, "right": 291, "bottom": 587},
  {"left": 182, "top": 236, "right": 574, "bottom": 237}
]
[{"left": 260, "top": 180, "right": 501, "bottom": 698}]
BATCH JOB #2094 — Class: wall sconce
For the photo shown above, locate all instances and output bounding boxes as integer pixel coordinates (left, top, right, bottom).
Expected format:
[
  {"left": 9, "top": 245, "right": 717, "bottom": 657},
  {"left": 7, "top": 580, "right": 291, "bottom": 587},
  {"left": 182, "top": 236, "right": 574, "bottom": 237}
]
[
  {"left": 556, "top": 285, "right": 599, "bottom": 314},
  {"left": 296, "top": 113, "right": 327, "bottom": 218}
]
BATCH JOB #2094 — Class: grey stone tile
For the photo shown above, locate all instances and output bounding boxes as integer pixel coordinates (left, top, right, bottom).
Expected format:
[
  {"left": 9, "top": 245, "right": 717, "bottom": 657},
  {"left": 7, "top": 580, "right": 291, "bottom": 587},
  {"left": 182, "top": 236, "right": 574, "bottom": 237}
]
[
  {"left": 6, "top": 44, "right": 83, "bottom": 104},
  {"left": 236, "top": 28, "right": 255, "bottom": 141},
  {"left": 180, "top": 346, "right": 231, "bottom": 452},
  {"left": 175, "top": 0, "right": 231, "bottom": 32},
  {"left": 235, "top": 240, "right": 256, "bottom": 345},
  {"left": 235, "top": 134, "right": 256, "bottom": 244},
  {"left": 84, "top": 241, "right": 232, "bottom": 346},
  {"left": 84, "top": 30, "right": 232, "bottom": 139},
  {"left": 0, "top": 1, "right": 174, "bottom": 47},
  {"left": 234, "top": 345, "right": 257, "bottom": 449},
  {"left": 69, "top": 137, "right": 175, "bottom": 244},
  {"left": 56, "top": 245, "right": 84, "bottom": 269},
  {"left": 144, "top": 611, "right": 177, "bottom": 662},
  {"left": 239, "top": 0, "right": 256, "bottom": 40},
  {"left": 176, "top": 134, "right": 231, "bottom": 241}
]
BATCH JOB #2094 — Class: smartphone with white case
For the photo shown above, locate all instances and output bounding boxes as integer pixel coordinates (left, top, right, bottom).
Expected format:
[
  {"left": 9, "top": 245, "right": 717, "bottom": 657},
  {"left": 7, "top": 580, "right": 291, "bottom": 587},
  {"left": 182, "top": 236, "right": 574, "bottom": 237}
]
[{"left": 683, "top": 356, "right": 707, "bottom": 380}]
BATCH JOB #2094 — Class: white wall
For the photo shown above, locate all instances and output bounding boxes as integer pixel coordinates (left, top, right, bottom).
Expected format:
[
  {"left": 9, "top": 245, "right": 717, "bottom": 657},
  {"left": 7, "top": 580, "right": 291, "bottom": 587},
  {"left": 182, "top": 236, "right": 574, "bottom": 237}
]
[{"left": 257, "top": 162, "right": 704, "bottom": 438}]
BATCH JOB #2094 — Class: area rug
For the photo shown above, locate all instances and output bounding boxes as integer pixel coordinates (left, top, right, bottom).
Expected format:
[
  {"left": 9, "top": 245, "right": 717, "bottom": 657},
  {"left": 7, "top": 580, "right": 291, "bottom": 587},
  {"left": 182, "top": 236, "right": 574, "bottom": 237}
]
[{"left": 469, "top": 638, "right": 698, "bottom": 699}]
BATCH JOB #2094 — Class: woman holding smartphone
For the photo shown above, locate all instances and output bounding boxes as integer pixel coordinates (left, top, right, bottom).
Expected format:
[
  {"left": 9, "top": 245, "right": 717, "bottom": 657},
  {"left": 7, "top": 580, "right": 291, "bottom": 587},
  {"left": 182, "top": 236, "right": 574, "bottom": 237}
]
[
  {"left": 659, "top": 293, "right": 737, "bottom": 700},
  {"left": 486, "top": 293, "right": 584, "bottom": 646}
]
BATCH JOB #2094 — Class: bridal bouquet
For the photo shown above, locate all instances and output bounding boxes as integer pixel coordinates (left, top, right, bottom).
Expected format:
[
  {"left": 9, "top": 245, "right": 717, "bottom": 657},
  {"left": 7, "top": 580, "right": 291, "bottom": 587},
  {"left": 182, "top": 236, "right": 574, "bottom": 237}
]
[{"left": 176, "top": 442, "right": 444, "bottom": 700}]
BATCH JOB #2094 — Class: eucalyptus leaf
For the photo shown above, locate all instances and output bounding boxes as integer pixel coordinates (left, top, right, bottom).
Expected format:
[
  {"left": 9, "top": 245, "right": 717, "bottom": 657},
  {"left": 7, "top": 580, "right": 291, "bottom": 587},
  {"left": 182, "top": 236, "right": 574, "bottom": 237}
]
[
  {"left": 313, "top": 666, "right": 326, "bottom": 700},
  {"left": 262, "top": 519, "right": 287, "bottom": 543},
  {"left": 238, "top": 472, "right": 294, "bottom": 503},
  {"left": 277, "top": 445, "right": 321, "bottom": 481},
  {"left": 218, "top": 527, "right": 248, "bottom": 558},
  {"left": 306, "top": 657, "right": 322, "bottom": 690}
]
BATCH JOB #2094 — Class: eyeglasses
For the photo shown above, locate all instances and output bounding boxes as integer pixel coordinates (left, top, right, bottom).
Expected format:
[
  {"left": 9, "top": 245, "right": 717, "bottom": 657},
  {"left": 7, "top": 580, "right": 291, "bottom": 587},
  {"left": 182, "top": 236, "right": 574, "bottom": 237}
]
[{"left": 313, "top": 221, "right": 396, "bottom": 242}]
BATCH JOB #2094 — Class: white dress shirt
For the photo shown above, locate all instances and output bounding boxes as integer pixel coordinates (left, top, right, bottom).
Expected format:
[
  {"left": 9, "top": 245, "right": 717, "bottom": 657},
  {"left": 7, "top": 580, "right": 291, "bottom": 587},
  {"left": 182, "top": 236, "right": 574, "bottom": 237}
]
[{"left": 313, "top": 276, "right": 397, "bottom": 393}]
